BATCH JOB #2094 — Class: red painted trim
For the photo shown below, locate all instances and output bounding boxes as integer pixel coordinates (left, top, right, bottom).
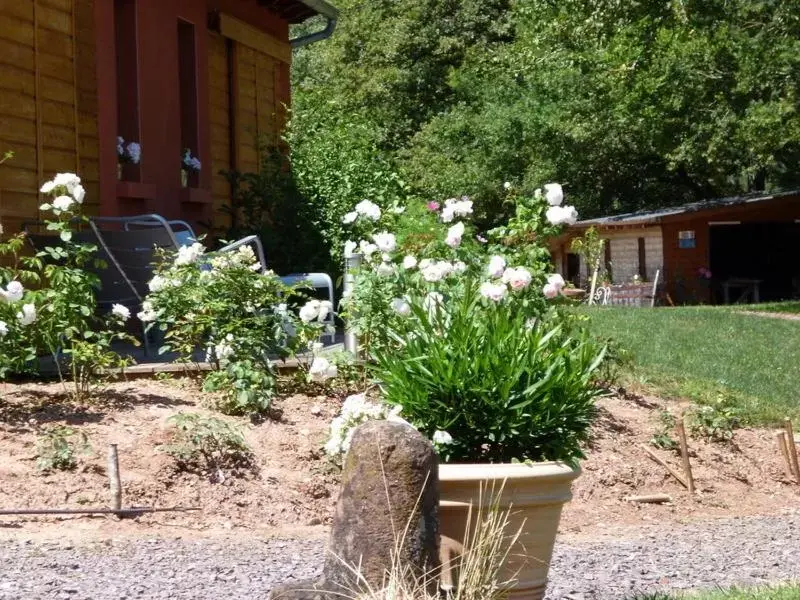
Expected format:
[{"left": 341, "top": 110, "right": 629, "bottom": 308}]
[{"left": 95, "top": 0, "right": 118, "bottom": 216}]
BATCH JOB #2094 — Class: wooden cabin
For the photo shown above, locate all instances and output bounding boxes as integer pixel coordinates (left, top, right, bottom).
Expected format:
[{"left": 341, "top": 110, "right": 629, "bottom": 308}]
[
  {"left": 551, "top": 191, "right": 800, "bottom": 305},
  {"left": 0, "top": 0, "right": 337, "bottom": 234}
]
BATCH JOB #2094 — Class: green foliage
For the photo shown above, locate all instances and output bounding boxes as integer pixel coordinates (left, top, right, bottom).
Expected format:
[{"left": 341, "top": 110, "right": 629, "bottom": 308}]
[
  {"left": 338, "top": 189, "right": 605, "bottom": 463},
  {"left": 144, "top": 242, "right": 324, "bottom": 416},
  {"left": 203, "top": 359, "right": 276, "bottom": 416},
  {"left": 372, "top": 288, "right": 606, "bottom": 463},
  {"left": 689, "top": 393, "right": 742, "bottom": 442},
  {"left": 162, "top": 412, "right": 255, "bottom": 478},
  {"left": 0, "top": 172, "right": 137, "bottom": 398},
  {"left": 293, "top": 0, "right": 800, "bottom": 224},
  {"left": 650, "top": 409, "right": 678, "bottom": 451},
  {"left": 570, "top": 227, "right": 606, "bottom": 280},
  {"left": 36, "top": 425, "right": 91, "bottom": 472},
  {"left": 220, "top": 145, "right": 327, "bottom": 275}
]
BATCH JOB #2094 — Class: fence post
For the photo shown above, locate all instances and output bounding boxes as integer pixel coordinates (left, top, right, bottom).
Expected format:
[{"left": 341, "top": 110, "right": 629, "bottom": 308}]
[{"left": 343, "top": 251, "right": 362, "bottom": 356}]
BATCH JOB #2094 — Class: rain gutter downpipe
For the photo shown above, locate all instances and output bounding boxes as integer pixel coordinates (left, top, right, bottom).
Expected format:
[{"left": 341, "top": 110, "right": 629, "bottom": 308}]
[{"left": 291, "top": 0, "right": 339, "bottom": 48}]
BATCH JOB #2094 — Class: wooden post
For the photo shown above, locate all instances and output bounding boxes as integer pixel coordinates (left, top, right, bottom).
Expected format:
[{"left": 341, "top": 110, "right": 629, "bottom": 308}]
[
  {"left": 784, "top": 419, "right": 800, "bottom": 484},
  {"left": 588, "top": 257, "right": 600, "bottom": 305},
  {"left": 676, "top": 416, "right": 695, "bottom": 494},
  {"left": 775, "top": 431, "right": 795, "bottom": 479},
  {"left": 107, "top": 444, "right": 122, "bottom": 511},
  {"left": 640, "top": 444, "right": 688, "bottom": 489}
]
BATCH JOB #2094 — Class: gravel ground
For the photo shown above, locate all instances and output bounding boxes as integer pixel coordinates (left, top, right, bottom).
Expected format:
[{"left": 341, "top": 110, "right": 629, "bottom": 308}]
[{"left": 1, "top": 513, "right": 799, "bottom": 600}]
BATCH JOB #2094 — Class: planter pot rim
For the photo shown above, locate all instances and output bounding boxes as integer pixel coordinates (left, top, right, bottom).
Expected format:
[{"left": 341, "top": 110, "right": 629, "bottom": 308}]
[{"left": 438, "top": 460, "right": 579, "bottom": 482}]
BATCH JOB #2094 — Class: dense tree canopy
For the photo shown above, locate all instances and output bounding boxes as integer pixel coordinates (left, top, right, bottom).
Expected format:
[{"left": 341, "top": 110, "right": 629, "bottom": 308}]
[{"left": 288, "top": 0, "right": 800, "bottom": 263}]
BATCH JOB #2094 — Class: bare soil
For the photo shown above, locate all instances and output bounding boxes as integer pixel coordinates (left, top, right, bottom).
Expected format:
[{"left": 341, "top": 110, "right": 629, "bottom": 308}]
[{"left": 1, "top": 378, "right": 798, "bottom": 543}]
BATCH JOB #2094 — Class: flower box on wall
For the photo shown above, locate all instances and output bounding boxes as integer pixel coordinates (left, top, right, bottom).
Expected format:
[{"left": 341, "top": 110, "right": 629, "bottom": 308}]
[
  {"left": 179, "top": 187, "right": 212, "bottom": 205},
  {"left": 116, "top": 181, "right": 157, "bottom": 201}
]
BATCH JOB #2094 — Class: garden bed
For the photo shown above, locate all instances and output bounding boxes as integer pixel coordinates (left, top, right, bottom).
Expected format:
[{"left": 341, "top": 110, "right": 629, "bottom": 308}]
[{"left": 1, "top": 378, "right": 798, "bottom": 542}]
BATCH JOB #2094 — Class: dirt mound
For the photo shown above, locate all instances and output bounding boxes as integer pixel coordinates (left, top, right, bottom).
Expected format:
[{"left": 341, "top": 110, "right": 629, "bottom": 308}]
[{"left": 1, "top": 379, "right": 798, "bottom": 542}]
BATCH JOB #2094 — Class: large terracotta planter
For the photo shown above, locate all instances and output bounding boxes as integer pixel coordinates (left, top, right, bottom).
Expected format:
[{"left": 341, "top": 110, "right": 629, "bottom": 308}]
[{"left": 438, "top": 462, "right": 579, "bottom": 600}]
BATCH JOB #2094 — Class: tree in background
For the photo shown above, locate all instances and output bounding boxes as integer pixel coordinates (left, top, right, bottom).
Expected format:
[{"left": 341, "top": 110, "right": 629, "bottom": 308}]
[{"left": 289, "top": 0, "right": 800, "bottom": 266}]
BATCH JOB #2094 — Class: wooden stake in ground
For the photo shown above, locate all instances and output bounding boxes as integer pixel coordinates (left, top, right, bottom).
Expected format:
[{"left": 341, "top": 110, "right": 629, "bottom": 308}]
[
  {"left": 625, "top": 494, "right": 672, "bottom": 504},
  {"left": 783, "top": 419, "right": 800, "bottom": 484},
  {"left": 775, "top": 431, "right": 795, "bottom": 479},
  {"left": 107, "top": 444, "right": 122, "bottom": 511},
  {"left": 640, "top": 443, "right": 688, "bottom": 489},
  {"left": 676, "top": 416, "right": 696, "bottom": 494}
]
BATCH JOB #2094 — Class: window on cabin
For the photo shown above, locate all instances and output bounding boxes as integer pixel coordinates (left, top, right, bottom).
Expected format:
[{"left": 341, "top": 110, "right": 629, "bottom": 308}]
[
  {"left": 115, "top": 0, "right": 140, "bottom": 181},
  {"left": 177, "top": 20, "right": 199, "bottom": 188}
]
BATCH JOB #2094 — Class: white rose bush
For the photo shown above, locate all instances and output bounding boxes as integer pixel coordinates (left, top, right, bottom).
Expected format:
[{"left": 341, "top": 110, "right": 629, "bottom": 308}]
[
  {"left": 0, "top": 173, "right": 137, "bottom": 396},
  {"left": 141, "top": 241, "right": 333, "bottom": 416},
  {"left": 328, "top": 182, "right": 606, "bottom": 464}
]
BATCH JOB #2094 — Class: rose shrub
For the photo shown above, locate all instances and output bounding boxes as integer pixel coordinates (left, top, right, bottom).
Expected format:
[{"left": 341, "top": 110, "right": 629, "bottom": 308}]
[{"left": 142, "top": 242, "right": 334, "bottom": 416}]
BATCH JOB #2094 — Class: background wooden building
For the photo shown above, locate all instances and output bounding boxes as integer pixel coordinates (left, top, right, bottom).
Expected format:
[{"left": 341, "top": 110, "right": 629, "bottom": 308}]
[
  {"left": 552, "top": 191, "right": 800, "bottom": 304},
  {"left": 0, "top": 0, "right": 336, "bottom": 234}
]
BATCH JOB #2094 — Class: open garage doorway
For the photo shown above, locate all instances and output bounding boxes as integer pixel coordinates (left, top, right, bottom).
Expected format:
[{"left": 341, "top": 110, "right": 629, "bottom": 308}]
[{"left": 709, "top": 222, "right": 800, "bottom": 303}]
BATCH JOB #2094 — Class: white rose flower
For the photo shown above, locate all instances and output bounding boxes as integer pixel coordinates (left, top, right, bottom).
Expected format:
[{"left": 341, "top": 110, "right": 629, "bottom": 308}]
[
  {"left": 3, "top": 281, "right": 24, "bottom": 303},
  {"left": 502, "top": 267, "right": 533, "bottom": 291},
  {"left": 0, "top": 321, "right": 7, "bottom": 337},
  {"left": 40, "top": 180, "right": 56, "bottom": 194},
  {"left": 52, "top": 195, "right": 75, "bottom": 213},
  {"left": 441, "top": 205, "right": 455, "bottom": 223},
  {"left": 546, "top": 205, "right": 579, "bottom": 226},
  {"left": 547, "top": 273, "right": 566, "bottom": 289},
  {"left": 445, "top": 222, "right": 465, "bottom": 248},
  {"left": 137, "top": 300, "right": 157, "bottom": 322},
  {"left": 372, "top": 232, "right": 397, "bottom": 252},
  {"left": 432, "top": 430, "right": 454, "bottom": 445},
  {"left": 215, "top": 334, "right": 235, "bottom": 362},
  {"left": 72, "top": 184, "right": 86, "bottom": 204},
  {"left": 402, "top": 255, "right": 417, "bottom": 270},
  {"left": 354, "top": 200, "right": 381, "bottom": 221},
  {"left": 309, "top": 356, "right": 338, "bottom": 382},
  {"left": 111, "top": 303, "right": 131, "bottom": 321},
  {"left": 480, "top": 281, "right": 507, "bottom": 302},
  {"left": 376, "top": 262, "right": 395, "bottom": 277},
  {"left": 418, "top": 258, "right": 433, "bottom": 270},
  {"left": 391, "top": 298, "right": 411, "bottom": 317},
  {"left": 299, "top": 300, "right": 321, "bottom": 323},
  {"left": 317, "top": 300, "right": 333, "bottom": 322},
  {"left": 344, "top": 240, "right": 358, "bottom": 257},
  {"left": 53, "top": 173, "right": 81, "bottom": 194},
  {"left": 534, "top": 188, "right": 543, "bottom": 200},
  {"left": 503, "top": 181, "right": 512, "bottom": 190},
  {"left": 16, "top": 303, "right": 36, "bottom": 326},
  {"left": 358, "top": 240, "right": 378, "bottom": 258},
  {"left": 543, "top": 282, "right": 560, "bottom": 299},
  {"left": 174, "top": 242, "right": 205, "bottom": 265},
  {"left": 342, "top": 211, "right": 358, "bottom": 224},
  {"left": 148, "top": 275, "right": 168, "bottom": 293},
  {"left": 421, "top": 263, "right": 445, "bottom": 282},
  {"left": 544, "top": 183, "right": 563, "bottom": 206},
  {"left": 453, "top": 260, "right": 467, "bottom": 274},
  {"left": 487, "top": 255, "right": 506, "bottom": 278}
]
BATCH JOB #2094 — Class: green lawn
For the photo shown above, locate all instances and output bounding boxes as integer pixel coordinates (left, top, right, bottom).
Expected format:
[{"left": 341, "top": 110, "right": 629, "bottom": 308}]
[
  {"left": 632, "top": 585, "right": 800, "bottom": 599},
  {"left": 584, "top": 306, "right": 800, "bottom": 425},
  {"left": 734, "top": 301, "right": 800, "bottom": 315}
]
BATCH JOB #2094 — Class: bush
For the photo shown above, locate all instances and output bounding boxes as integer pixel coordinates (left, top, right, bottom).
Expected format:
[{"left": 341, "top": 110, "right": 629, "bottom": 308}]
[
  {"left": 328, "top": 182, "right": 606, "bottom": 464},
  {"left": 142, "top": 242, "right": 329, "bottom": 416},
  {"left": 372, "top": 281, "right": 605, "bottom": 463},
  {"left": 162, "top": 412, "right": 255, "bottom": 479},
  {"left": 0, "top": 172, "right": 137, "bottom": 398},
  {"left": 36, "top": 425, "right": 91, "bottom": 471}
]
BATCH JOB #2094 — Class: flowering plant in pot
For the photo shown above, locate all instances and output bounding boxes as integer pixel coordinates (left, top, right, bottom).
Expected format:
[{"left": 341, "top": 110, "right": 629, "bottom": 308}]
[
  {"left": 181, "top": 149, "right": 201, "bottom": 187},
  {"left": 116, "top": 136, "right": 141, "bottom": 180},
  {"left": 331, "top": 183, "right": 605, "bottom": 599}
]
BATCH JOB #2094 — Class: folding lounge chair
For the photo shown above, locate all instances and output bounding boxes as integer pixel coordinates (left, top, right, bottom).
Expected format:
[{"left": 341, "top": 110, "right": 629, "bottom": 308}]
[
  {"left": 22, "top": 218, "right": 173, "bottom": 356},
  {"left": 122, "top": 216, "right": 336, "bottom": 343}
]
